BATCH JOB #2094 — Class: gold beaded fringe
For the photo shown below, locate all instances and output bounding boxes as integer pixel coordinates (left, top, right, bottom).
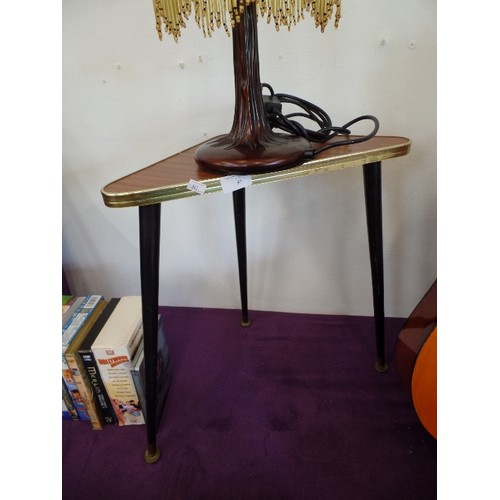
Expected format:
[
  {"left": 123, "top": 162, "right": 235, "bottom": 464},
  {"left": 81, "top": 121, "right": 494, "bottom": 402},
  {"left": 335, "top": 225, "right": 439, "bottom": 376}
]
[{"left": 153, "top": 0, "right": 341, "bottom": 41}]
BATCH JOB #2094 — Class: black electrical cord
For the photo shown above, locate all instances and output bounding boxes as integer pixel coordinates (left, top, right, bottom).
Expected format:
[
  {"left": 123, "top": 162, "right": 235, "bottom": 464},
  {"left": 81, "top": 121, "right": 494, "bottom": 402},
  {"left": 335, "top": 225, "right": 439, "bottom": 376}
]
[{"left": 262, "top": 83, "right": 379, "bottom": 158}]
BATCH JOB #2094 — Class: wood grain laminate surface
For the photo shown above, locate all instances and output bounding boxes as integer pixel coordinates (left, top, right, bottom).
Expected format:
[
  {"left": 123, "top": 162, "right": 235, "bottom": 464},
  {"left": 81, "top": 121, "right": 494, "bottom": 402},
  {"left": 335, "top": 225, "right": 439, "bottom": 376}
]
[{"left": 101, "top": 135, "right": 411, "bottom": 208}]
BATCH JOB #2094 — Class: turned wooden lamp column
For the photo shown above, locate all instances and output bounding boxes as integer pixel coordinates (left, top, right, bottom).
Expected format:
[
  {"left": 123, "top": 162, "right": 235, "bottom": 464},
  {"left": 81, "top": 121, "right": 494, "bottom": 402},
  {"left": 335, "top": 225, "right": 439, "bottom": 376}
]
[{"left": 194, "top": 2, "right": 310, "bottom": 173}]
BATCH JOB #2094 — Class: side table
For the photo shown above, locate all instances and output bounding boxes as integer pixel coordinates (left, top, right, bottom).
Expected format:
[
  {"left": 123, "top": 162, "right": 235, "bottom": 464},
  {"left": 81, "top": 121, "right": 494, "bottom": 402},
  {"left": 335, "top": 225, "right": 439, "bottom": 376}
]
[{"left": 101, "top": 135, "right": 411, "bottom": 463}]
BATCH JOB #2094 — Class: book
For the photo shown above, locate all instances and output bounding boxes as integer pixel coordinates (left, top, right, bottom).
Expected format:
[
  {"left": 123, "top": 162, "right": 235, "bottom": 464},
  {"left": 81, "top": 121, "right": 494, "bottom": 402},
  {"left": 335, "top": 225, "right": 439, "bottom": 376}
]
[
  {"left": 62, "top": 296, "right": 84, "bottom": 326},
  {"left": 62, "top": 295, "right": 104, "bottom": 421},
  {"left": 62, "top": 295, "right": 76, "bottom": 316},
  {"left": 91, "top": 296, "right": 145, "bottom": 426},
  {"left": 62, "top": 297, "right": 83, "bottom": 420},
  {"left": 131, "top": 315, "right": 172, "bottom": 425},
  {"left": 62, "top": 399, "right": 72, "bottom": 420},
  {"left": 62, "top": 295, "right": 103, "bottom": 346},
  {"left": 64, "top": 300, "right": 108, "bottom": 430},
  {"left": 62, "top": 380, "right": 79, "bottom": 420},
  {"left": 78, "top": 298, "right": 121, "bottom": 425},
  {"left": 130, "top": 343, "right": 144, "bottom": 408},
  {"left": 62, "top": 296, "right": 86, "bottom": 420}
]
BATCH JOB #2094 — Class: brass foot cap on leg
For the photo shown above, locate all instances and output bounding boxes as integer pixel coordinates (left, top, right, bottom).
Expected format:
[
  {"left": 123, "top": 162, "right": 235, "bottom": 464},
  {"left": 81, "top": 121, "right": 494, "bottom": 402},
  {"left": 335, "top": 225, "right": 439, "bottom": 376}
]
[
  {"left": 375, "top": 360, "right": 389, "bottom": 373},
  {"left": 144, "top": 447, "right": 161, "bottom": 464},
  {"left": 240, "top": 319, "right": 252, "bottom": 327}
]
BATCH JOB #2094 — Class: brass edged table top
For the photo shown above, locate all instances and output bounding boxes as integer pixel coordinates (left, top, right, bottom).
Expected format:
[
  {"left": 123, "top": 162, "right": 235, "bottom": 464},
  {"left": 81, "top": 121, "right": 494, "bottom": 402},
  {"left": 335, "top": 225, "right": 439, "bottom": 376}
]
[{"left": 101, "top": 135, "right": 411, "bottom": 208}]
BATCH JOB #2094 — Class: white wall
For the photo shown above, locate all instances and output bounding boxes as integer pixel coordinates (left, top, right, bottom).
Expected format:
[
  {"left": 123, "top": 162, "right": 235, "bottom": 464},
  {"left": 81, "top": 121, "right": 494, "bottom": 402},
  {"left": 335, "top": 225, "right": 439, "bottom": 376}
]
[{"left": 62, "top": 0, "right": 436, "bottom": 318}]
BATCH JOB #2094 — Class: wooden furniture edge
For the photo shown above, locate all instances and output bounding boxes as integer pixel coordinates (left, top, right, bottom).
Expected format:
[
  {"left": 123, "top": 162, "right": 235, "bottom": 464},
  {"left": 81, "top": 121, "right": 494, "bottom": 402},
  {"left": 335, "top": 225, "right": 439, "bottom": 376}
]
[{"left": 101, "top": 137, "right": 411, "bottom": 208}]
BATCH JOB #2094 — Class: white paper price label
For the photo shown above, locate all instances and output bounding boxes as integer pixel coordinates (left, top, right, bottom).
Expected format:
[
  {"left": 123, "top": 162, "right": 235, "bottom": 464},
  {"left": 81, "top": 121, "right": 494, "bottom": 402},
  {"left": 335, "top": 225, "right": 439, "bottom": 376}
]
[
  {"left": 220, "top": 175, "right": 252, "bottom": 193},
  {"left": 187, "top": 179, "right": 207, "bottom": 195}
]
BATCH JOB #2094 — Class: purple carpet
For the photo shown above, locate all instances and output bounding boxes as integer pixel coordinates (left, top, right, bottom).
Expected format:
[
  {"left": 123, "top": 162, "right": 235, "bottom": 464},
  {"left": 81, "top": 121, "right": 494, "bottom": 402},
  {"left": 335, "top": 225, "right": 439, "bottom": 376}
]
[{"left": 62, "top": 307, "right": 436, "bottom": 499}]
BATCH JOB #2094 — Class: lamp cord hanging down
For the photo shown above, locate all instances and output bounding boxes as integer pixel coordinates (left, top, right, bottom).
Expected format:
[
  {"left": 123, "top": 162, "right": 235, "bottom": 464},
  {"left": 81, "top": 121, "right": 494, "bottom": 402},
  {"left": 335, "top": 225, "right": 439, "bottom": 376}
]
[{"left": 262, "top": 83, "right": 380, "bottom": 159}]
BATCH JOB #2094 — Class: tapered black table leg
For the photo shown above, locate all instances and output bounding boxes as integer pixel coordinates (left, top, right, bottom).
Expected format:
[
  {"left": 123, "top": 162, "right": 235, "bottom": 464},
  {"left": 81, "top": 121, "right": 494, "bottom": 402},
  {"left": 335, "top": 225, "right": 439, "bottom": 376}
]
[
  {"left": 139, "top": 203, "right": 162, "bottom": 463},
  {"left": 233, "top": 188, "right": 251, "bottom": 327},
  {"left": 363, "top": 162, "right": 389, "bottom": 373}
]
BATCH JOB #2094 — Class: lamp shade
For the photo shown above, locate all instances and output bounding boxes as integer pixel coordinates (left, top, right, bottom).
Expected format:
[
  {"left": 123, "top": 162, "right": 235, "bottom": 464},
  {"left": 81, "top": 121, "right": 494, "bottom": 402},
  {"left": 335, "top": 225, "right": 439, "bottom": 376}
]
[{"left": 153, "top": 0, "right": 342, "bottom": 41}]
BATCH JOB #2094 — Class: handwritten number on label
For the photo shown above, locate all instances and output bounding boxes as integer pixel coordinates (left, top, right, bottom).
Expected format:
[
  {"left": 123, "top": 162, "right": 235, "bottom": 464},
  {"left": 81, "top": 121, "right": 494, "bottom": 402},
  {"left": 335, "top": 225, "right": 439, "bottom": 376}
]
[
  {"left": 220, "top": 175, "right": 252, "bottom": 193},
  {"left": 187, "top": 179, "right": 207, "bottom": 195}
]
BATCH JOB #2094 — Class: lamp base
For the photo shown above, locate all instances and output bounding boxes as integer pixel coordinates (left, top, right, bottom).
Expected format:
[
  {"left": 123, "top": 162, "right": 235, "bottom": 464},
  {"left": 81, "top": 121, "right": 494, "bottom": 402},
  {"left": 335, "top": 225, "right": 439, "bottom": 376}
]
[{"left": 195, "top": 133, "right": 311, "bottom": 175}]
